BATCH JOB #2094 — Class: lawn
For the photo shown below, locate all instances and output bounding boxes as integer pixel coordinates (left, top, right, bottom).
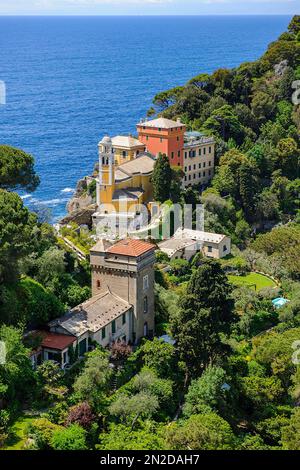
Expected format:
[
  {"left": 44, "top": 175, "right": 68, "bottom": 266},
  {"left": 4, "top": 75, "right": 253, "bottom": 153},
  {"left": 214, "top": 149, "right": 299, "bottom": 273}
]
[
  {"left": 2, "top": 415, "right": 36, "bottom": 450},
  {"left": 228, "top": 272, "right": 277, "bottom": 291}
]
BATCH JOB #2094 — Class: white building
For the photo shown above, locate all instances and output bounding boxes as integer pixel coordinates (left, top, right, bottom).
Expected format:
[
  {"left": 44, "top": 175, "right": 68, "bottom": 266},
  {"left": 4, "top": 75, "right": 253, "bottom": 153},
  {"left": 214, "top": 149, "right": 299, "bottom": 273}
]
[
  {"left": 174, "top": 228, "right": 231, "bottom": 259},
  {"left": 183, "top": 132, "right": 215, "bottom": 188},
  {"left": 158, "top": 238, "right": 199, "bottom": 261}
]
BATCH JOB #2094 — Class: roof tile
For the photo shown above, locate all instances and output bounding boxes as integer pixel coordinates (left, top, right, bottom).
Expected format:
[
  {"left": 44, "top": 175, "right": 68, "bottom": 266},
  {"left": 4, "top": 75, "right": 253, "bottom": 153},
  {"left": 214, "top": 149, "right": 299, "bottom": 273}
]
[
  {"left": 40, "top": 332, "right": 76, "bottom": 351},
  {"left": 137, "top": 117, "right": 186, "bottom": 130},
  {"left": 107, "top": 238, "right": 155, "bottom": 257}
]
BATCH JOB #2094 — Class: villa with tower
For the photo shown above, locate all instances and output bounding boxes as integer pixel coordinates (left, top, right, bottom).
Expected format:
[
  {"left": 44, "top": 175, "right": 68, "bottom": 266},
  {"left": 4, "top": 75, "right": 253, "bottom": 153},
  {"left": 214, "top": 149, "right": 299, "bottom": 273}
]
[
  {"left": 92, "top": 116, "right": 216, "bottom": 231},
  {"left": 29, "top": 238, "right": 156, "bottom": 369}
]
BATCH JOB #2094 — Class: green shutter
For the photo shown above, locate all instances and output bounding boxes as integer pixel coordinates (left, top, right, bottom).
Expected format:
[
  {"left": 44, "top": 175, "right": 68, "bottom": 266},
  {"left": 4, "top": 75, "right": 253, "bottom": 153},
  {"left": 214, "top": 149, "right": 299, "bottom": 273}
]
[{"left": 102, "top": 327, "right": 106, "bottom": 340}]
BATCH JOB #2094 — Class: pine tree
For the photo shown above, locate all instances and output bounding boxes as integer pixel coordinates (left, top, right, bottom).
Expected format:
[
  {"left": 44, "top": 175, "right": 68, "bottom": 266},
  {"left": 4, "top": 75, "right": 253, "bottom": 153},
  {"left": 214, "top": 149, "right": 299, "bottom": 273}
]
[{"left": 152, "top": 153, "right": 172, "bottom": 203}]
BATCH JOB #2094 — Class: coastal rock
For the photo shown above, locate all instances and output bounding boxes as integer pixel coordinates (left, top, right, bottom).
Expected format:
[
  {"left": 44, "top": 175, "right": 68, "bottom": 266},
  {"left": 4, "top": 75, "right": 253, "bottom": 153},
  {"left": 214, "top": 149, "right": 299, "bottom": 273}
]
[
  {"left": 74, "top": 177, "right": 88, "bottom": 198},
  {"left": 67, "top": 194, "right": 94, "bottom": 214},
  {"left": 66, "top": 176, "right": 97, "bottom": 215},
  {"left": 274, "top": 60, "right": 288, "bottom": 77},
  {"left": 60, "top": 205, "right": 97, "bottom": 228}
]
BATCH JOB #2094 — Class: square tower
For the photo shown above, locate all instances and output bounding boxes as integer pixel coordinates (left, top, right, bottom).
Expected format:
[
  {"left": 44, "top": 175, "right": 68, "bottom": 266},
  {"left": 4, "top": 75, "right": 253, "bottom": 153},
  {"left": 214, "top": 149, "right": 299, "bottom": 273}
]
[
  {"left": 90, "top": 239, "right": 156, "bottom": 343},
  {"left": 137, "top": 117, "right": 186, "bottom": 167}
]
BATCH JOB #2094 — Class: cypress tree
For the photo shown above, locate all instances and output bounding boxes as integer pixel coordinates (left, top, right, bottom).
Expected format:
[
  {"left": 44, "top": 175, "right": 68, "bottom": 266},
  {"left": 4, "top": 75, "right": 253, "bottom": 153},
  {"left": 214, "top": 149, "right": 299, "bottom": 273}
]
[
  {"left": 152, "top": 153, "right": 172, "bottom": 203},
  {"left": 170, "top": 260, "right": 236, "bottom": 377},
  {"left": 238, "top": 161, "right": 259, "bottom": 220}
]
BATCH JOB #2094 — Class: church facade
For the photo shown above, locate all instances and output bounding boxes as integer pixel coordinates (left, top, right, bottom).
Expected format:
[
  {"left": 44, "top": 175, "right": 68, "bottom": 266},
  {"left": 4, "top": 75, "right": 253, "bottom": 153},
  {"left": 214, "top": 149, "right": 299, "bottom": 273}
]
[
  {"left": 92, "top": 117, "right": 215, "bottom": 231},
  {"left": 93, "top": 135, "right": 155, "bottom": 230}
]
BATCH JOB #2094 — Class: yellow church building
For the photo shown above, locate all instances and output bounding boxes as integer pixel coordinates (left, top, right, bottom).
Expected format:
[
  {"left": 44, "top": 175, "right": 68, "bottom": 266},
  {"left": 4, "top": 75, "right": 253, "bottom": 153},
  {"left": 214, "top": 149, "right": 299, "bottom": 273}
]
[{"left": 93, "top": 135, "right": 156, "bottom": 230}]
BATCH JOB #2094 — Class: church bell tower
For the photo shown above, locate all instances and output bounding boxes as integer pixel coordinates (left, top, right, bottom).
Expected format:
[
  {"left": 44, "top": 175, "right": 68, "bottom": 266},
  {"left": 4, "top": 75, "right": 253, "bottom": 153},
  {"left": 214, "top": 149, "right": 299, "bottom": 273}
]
[{"left": 97, "top": 135, "right": 115, "bottom": 208}]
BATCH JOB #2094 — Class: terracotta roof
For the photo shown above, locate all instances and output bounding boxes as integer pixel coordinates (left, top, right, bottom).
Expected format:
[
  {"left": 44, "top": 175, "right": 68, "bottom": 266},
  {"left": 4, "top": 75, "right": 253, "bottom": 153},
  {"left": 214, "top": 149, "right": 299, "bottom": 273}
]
[
  {"left": 41, "top": 332, "right": 76, "bottom": 351},
  {"left": 107, "top": 238, "right": 155, "bottom": 257},
  {"left": 137, "top": 117, "right": 185, "bottom": 130}
]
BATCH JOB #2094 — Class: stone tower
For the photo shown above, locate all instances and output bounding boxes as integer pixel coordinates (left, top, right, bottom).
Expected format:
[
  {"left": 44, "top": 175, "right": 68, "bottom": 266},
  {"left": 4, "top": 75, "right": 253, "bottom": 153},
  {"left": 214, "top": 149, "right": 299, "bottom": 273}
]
[
  {"left": 90, "top": 238, "right": 156, "bottom": 343},
  {"left": 97, "top": 135, "right": 115, "bottom": 208}
]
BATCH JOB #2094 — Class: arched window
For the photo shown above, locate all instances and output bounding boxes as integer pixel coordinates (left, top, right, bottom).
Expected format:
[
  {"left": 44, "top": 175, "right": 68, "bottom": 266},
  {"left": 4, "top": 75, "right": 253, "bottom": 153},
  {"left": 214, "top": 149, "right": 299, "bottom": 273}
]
[
  {"left": 97, "top": 280, "right": 101, "bottom": 289},
  {"left": 144, "top": 322, "right": 148, "bottom": 337}
]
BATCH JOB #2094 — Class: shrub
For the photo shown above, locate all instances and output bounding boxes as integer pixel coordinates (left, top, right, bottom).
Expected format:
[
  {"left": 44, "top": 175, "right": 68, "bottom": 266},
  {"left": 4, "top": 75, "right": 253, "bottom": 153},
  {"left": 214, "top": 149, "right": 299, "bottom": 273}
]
[
  {"left": 110, "top": 341, "right": 132, "bottom": 362},
  {"left": 65, "top": 402, "right": 95, "bottom": 429},
  {"left": 27, "top": 418, "right": 62, "bottom": 450},
  {"left": 51, "top": 424, "right": 87, "bottom": 450}
]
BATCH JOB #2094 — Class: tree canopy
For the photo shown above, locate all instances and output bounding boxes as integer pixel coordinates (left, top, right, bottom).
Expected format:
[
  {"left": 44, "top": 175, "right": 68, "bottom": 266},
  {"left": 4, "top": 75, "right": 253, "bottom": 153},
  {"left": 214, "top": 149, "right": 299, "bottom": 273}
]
[{"left": 0, "top": 145, "right": 39, "bottom": 192}]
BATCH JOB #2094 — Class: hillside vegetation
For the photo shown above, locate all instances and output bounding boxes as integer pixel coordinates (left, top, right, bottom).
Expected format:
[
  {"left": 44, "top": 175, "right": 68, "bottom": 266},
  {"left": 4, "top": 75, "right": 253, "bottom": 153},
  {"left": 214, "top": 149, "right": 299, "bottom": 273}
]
[{"left": 1, "top": 16, "right": 300, "bottom": 451}]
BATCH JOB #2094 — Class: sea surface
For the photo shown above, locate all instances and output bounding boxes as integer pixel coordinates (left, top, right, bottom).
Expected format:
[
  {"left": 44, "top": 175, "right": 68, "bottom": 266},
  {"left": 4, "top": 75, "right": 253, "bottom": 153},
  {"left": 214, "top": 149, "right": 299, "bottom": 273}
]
[{"left": 0, "top": 15, "right": 291, "bottom": 221}]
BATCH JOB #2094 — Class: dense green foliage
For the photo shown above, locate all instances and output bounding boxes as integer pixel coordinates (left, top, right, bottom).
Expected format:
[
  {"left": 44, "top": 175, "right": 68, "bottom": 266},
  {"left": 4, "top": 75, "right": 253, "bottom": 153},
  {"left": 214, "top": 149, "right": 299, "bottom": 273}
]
[
  {"left": 170, "top": 260, "right": 236, "bottom": 377},
  {"left": 152, "top": 153, "right": 172, "bottom": 203},
  {"left": 0, "top": 145, "right": 40, "bottom": 192},
  {"left": 151, "top": 16, "right": 300, "bottom": 242},
  {"left": 1, "top": 16, "right": 300, "bottom": 452}
]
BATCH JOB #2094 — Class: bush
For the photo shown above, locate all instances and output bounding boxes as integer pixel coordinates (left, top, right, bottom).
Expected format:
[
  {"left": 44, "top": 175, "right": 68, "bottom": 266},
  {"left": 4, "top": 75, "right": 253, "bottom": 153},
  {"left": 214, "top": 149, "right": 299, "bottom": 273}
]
[
  {"left": 65, "top": 402, "right": 95, "bottom": 429},
  {"left": 27, "top": 418, "right": 62, "bottom": 450},
  {"left": 110, "top": 341, "right": 132, "bottom": 362},
  {"left": 51, "top": 424, "right": 87, "bottom": 450},
  {"left": 165, "top": 413, "right": 237, "bottom": 450}
]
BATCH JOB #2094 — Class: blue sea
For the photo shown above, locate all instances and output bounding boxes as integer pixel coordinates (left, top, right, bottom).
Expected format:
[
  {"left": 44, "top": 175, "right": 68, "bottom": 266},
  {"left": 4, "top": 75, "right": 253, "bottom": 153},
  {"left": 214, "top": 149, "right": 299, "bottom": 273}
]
[{"left": 0, "top": 15, "right": 291, "bottom": 221}]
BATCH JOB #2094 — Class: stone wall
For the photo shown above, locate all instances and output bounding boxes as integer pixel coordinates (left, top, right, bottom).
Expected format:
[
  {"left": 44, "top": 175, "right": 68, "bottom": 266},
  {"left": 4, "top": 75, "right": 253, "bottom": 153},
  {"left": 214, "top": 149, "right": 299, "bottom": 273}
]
[{"left": 91, "top": 251, "right": 155, "bottom": 343}]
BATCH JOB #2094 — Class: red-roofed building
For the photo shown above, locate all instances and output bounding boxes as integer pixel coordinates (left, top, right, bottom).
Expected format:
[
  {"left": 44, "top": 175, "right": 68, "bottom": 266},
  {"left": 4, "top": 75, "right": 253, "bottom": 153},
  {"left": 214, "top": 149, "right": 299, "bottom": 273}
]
[
  {"left": 137, "top": 117, "right": 186, "bottom": 167},
  {"left": 27, "top": 237, "right": 156, "bottom": 370},
  {"left": 41, "top": 332, "right": 77, "bottom": 368},
  {"left": 107, "top": 238, "right": 155, "bottom": 258},
  {"left": 90, "top": 238, "right": 155, "bottom": 342},
  {"left": 41, "top": 332, "right": 76, "bottom": 351},
  {"left": 27, "top": 331, "right": 77, "bottom": 370}
]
